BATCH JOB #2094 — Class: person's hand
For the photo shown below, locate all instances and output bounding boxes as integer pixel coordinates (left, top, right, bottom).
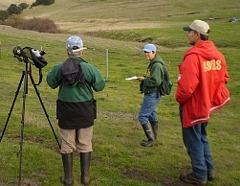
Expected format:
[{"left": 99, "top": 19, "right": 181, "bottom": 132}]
[{"left": 137, "top": 76, "right": 145, "bottom": 82}]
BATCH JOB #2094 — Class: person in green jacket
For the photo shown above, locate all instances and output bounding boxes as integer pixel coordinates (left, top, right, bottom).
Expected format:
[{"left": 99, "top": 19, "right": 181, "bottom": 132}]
[
  {"left": 47, "top": 35, "right": 105, "bottom": 185},
  {"left": 137, "top": 44, "right": 164, "bottom": 147}
]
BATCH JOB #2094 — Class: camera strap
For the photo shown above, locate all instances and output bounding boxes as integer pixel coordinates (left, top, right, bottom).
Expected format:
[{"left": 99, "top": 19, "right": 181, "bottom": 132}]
[
  {"left": 30, "top": 65, "right": 43, "bottom": 86},
  {"left": 35, "top": 68, "right": 43, "bottom": 86}
]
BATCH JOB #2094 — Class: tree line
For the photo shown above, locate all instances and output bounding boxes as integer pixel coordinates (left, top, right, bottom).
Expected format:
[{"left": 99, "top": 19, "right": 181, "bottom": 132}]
[{"left": 0, "top": 0, "right": 55, "bottom": 21}]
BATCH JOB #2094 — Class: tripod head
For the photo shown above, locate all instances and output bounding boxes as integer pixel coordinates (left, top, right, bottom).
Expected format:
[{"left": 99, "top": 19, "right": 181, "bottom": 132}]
[
  {"left": 13, "top": 46, "right": 47, "bottom": 69},
  {"left": 13, "top": 46, "right": 48, "bottom": 86}
]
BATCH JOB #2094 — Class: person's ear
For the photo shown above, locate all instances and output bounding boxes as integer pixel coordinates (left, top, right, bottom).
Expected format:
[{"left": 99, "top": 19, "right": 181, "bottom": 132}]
[{"left": 67, "top": 49, "right": 70, "bottom": 56}]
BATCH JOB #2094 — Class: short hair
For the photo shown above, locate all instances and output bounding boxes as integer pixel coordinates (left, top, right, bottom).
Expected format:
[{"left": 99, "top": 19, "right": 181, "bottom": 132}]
[
  {"left": 200, "top": 34, "right": 209, "bottom": 40},
  {"left": 193, "top": 30, "right": 209, "bottom": 40},
  {"left": 68, "top": 46, "right": 82, "bottom": 56}
]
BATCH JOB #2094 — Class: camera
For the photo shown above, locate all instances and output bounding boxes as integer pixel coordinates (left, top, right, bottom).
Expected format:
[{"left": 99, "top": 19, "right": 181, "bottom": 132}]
[{"left": 13, "top": 46, "right": 47, "bottom": 69}]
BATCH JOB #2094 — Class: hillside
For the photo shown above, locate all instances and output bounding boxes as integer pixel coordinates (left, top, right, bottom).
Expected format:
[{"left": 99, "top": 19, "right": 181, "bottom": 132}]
[
  {"left": 19, "top": 0, "right": 240, "bottom": 33},
  {"left": 0, "top": 1, "right": 240, "bottom": 186}
]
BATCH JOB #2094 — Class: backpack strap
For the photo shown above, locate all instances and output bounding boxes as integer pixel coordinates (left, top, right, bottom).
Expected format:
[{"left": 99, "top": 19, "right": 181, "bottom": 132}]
[{"left": 148, "top": 60, "right": 165, "bottom": 81}]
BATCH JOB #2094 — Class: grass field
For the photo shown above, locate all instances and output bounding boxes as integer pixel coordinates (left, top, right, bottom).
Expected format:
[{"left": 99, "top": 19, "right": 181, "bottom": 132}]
[{"left": 0, "top": 0, "right": 240, "bottom": 186}]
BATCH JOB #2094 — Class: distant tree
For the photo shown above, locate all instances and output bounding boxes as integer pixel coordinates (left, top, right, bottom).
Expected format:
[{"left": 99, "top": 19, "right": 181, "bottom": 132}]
[
  {"left": 40, "top": 0, "right": 55, "bottom": 5},
  {"left": 7, "top": 4, "right": 22, "bottom": 15},
  {"left": 0, "top": 10, "right": 9, "bottom": 21},
  {"left": 19, "top": 3, "right": 29, "bottom": 10},
  {"left": 31, "top": 0, "right": 55, "bottom": 7}
]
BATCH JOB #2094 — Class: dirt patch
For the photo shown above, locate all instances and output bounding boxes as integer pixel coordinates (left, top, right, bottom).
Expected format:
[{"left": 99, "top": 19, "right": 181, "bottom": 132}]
[
  {"left": 100, "top": 110, "right": 137, "bottom": 122},
  {"left": 5, "top": 134, "right": 60, "bottom": 152},
  {"left": 4, "top": 178, "right": 42, "bottom": 186},
  {"left": 24, "top": 135, "right": 60, "bottom": 152},
  {"left": 123, "top": 167, "right": 187, "bottom": 186},
  {"left": 20, "top": 178, "right": 42, "bottom": 186},
  {"left": 56, "top": 19, "right": 170, "bottom": 33}
]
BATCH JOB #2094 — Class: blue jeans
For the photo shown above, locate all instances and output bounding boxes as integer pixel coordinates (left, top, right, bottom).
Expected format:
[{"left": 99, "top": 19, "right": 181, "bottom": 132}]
[
  {"left": 182, "top": 123, "right": 214, "bottom": 179},
  {"left": 138, "top": 92, "right": 161, "bottom": 125}
]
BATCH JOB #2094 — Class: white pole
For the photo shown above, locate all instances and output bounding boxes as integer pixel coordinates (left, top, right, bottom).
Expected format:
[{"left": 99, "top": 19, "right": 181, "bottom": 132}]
[
  {"left": 0, "top": 41, "right": 1, "bottom": 60},
  {"left": 106, "top": 49, "right": 109, "bottom": 80}
]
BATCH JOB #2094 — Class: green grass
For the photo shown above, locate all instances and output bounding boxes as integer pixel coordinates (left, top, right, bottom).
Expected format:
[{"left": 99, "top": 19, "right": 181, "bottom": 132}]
[
  {"left": 86, "top": 20, "right": 240, "bottom": 48},
  {"left": 0, "top": 1, "right": 240, "bottom": 186}
]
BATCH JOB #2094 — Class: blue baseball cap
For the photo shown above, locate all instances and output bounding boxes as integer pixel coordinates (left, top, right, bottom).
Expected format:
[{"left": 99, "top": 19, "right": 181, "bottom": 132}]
[
  {"left": 143, "top": 44, "right": 156, "bottom": 53},
  {"left": 66, "top": 36, "right": 86, "bottom": 52}
]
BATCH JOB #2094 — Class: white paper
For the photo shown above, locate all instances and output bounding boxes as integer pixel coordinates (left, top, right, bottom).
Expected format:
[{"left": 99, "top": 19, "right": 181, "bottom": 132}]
[{"left": 125, "top": 76, "right": 138, "bottom": 81}]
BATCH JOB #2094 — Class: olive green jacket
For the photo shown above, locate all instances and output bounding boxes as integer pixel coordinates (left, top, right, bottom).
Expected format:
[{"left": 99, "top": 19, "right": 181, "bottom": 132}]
[
  {"left": 46, "top": 56, "right": 105, "bottom": 102},
  {"left": 142, "top": 56, "right": 164, "bottom": 93}
]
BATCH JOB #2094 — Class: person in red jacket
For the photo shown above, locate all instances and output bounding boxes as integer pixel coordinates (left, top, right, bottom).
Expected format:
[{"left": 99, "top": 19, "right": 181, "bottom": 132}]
[{"left": 176, "top": 20, "right": 230, "bottom": 185}]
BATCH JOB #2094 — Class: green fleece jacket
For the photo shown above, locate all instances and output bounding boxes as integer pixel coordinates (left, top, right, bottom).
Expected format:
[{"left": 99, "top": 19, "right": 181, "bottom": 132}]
[
  {"left": 142, "top": 56, "right": 164, "bottom": 93},
  {"left": 46, "top": 56, "right": 105, "bottom": 102}
]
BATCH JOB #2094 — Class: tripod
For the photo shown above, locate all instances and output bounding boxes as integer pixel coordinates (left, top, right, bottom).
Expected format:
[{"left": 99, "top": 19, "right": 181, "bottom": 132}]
[{"left": 0, "top": 61, "right": 60, "bottom": 185}]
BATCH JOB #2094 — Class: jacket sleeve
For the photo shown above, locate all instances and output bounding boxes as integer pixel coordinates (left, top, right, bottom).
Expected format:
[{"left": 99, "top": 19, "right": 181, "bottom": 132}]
[
  {"left": 176, "top": 54, "right": 200, "bottom": 104},
  {"left": 46, "top": 64, "right": 63, "bottom": 89},
  {"left": 92, "top": 70, "right": 105, "bottom": 92},
  {"left": 85, "top": 64, "right": 105, "bottom": 92}
]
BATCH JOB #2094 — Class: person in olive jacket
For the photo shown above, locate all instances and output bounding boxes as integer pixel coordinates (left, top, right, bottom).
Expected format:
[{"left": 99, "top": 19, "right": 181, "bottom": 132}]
[
  {"left": 136, "top": 44, "right": 164, "bottom": 147},
  {"left": 47, "top": 35, "right": 105, "bottom": 185}
]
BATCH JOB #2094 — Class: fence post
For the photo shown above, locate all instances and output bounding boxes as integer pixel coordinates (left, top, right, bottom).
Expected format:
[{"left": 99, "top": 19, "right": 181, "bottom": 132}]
[
  {"left": 106, "top": 49, "right": 109, "bottom": 80},
  {"left": 0, "top": 41, "right": 1, "bottom": 60}
]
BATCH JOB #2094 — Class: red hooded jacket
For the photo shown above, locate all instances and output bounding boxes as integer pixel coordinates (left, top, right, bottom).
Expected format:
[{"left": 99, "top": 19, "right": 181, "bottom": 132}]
[{"left": 176, "top": 40, "right": 230, "bottom": 128}]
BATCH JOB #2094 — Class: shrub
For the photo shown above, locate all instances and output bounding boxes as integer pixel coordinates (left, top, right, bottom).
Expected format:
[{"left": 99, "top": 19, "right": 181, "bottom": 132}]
[
  {"left": 2, "top": 16, "right": 60, "bottom": 33},
  {"left": 2, "top": 15, "right": 22, "bottom": 28},
  {"left": 7, "top": 4, "right": 22, "bottom": 15},
  {"left": 19, "top": 3, "right": 29, "bottom": 10},
  {"left": 0, "top": 10, "right": 9, "bottom": 21}
]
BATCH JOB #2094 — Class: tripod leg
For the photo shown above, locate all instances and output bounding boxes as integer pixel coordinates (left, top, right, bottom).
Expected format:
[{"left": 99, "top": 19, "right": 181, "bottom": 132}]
[
  {"left": 18, "top": 70, "right": 28, "bottom": 186},
  {"left": 29, "top": 73, "right": 61, "bottom": 149},
  {"left": 0, "top": 71, "right": 25, "bottom": 143}
]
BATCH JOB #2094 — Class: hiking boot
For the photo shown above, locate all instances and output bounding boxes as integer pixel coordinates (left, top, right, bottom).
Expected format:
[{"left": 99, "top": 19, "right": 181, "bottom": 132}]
[
  {"left": 60, "top": 153, "right": 73, "bottom": 186},
  {"left": 180, "top": 173, "right": 207, "bottom": 185},
  {"left": 149, "top": 121, "right": 158, "bottom": 142},
  {"left": 80, "top": 152, "right": 91, "bottom": 185},
  {"left": 140, "top": 140, "right": 156, "bottom": 147},
  {"left": 140, "top": 123, "right": 156, "bottom": 147},
  {"left": 208, "top": 173, "right": 215, "bottom": 181}
]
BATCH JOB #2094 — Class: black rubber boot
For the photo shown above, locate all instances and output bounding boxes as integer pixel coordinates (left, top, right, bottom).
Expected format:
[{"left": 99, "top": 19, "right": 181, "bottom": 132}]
[
  {"left": 80, "top": 152, "right": 91, "bottom": 185},
  {"left": 60, "top": 153, "right": 73, "bottom": 186},
  {"left": 150, "top": 120, "right": 158, "bottom": 142},
  {"left": 140, "top": 123, "right": 156, "bottom": 147}
]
